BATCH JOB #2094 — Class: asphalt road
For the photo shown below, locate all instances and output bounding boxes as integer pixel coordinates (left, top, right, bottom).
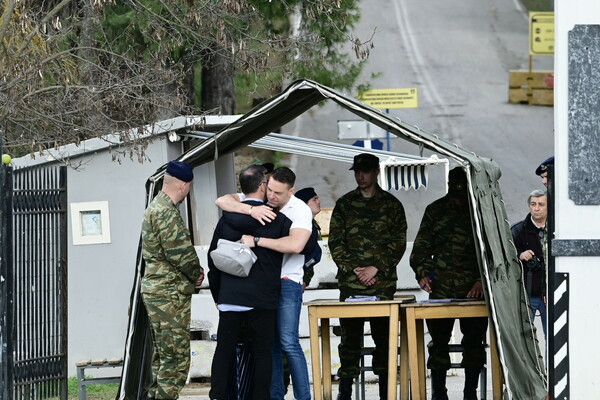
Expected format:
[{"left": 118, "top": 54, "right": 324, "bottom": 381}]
[{"left": 284, "top": 0, "right": 553, "bottom": 236}]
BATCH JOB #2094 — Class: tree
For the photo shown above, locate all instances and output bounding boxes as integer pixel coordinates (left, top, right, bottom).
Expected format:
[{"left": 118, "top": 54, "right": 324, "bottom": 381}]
[
  {"left": 0, "top": 0, "right": 191, "bottom": 160},
  {"left": 1, "top": 0, "right": 371, "bottom": 159},
  {"left": 101, "top": 0, "right": 371, "bottom": 111}
]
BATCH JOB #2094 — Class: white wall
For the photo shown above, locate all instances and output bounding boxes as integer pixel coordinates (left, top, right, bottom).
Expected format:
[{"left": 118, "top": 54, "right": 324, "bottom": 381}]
[
  {"left": 65, "top": 140, "right": 175, "bottom": 376},
  {"left": 554, "top": 1, "right": 600, "bottom": 397}
]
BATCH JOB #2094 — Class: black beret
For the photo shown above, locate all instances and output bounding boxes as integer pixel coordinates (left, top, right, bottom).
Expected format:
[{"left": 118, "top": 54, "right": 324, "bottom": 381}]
[
  {"left": 262, "top": 163, "right": 275, "bottom": 174},
  {"left": 349, "top": 153, "right": 380, "bottom": 171},
  {"left": 535, "top": 156, "right": 554, "bottom": 176},
  {"left": 295, "top": 187, "right": 317, "bottom": 204},
  {"left": 166, "top": 161, "right": 193, "bottom": 182}
]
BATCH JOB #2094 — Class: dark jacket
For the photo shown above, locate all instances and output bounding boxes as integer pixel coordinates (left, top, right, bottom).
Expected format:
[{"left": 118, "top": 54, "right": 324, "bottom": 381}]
[
  {"left": 511, "top": 214, "right": 546, "bottom": 297},
  {"left": 207, "top": 200, "right": 292, "bottom": 310}
]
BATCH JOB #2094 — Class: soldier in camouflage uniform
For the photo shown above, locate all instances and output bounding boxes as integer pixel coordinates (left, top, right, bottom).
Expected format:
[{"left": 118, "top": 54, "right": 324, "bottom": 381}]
[
  {"left": 409, "top": 167, "right": 486, "bottom": 400},
  {"left": 329, "top": 153, "right": 407, "bottom": 400},
  {"left": 141, "top": 161, "right": 204, "bottom": 400}
]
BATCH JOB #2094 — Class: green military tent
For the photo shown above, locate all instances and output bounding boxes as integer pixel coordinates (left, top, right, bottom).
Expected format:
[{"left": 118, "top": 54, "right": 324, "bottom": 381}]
[{"left": 118, "top": 79, "right": 546, "bottom": 400}]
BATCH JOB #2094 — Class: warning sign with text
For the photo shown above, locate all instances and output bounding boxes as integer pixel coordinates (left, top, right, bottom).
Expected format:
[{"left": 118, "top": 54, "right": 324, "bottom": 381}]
[
  {"left": 357, "top": 88, "right": 418, "bottom": 109},
  {"left": 529, "top": 12, "right": 554, "bottom": 55}
]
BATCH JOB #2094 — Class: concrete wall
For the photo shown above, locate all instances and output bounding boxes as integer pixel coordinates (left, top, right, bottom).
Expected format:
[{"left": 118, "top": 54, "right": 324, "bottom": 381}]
[{"left": 553, "top": 1, "right": 600, "bottom": 397}]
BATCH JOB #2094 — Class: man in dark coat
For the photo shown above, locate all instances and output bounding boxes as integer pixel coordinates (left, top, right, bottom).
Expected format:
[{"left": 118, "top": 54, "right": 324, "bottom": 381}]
[
  {"left": 207, "top": 165, "right": 292, "bottom": 400},
  {"left": 511, "top": 189, "right": 547, "bottom": 338}
]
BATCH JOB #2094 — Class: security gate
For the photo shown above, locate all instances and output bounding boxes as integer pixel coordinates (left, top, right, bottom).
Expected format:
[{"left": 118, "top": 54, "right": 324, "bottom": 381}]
[{"left": 0, "top": 165, "right": 68, "bottom": 400}]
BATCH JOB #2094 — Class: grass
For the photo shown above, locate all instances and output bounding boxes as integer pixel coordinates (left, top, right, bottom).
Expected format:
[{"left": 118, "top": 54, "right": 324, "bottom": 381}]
[{"left": 68, "top": 377, "right": 119, "bottom": 400}]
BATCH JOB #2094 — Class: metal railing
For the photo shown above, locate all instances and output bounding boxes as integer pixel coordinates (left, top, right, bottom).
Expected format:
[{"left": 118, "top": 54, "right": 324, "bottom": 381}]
[{"left": 1, "top": 165, "right": 68, "bottom": 400}]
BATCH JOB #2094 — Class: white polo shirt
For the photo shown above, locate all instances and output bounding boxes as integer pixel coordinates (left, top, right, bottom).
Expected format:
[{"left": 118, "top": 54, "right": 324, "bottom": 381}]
[{"left": 279, "top": 195, "right": 313, "bottom": 283}]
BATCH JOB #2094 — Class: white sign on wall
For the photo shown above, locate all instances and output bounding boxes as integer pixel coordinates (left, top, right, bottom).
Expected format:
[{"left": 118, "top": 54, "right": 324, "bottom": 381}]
[{"left": 70, "top": 201, "right": 112, "bottom": 245}]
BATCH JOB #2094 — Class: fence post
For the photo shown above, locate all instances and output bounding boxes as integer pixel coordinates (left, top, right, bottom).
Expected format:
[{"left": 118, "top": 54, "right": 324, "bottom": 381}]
[{"left": 0, "top": 159, "right": 14, "bottom": 400}]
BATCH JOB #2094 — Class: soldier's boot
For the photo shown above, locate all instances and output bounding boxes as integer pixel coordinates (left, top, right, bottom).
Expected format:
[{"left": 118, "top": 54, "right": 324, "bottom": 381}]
[
  {"left": 463, "top": 368, "right": 481, "bottom": 400},
  {"left": 430, "top": 369, "right": 449, "bottom": 400},
  {"left": 377, "top": 374, "right": 388, "bottom": 400},
  {"left": 337, "top": 377, "right": 354, "bottom": 400}
]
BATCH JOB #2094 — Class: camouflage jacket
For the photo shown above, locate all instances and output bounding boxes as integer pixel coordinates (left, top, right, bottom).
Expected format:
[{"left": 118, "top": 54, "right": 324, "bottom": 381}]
[
  {"left": 141, "top": 191, "right": 201, "bottom": 295},
  {"left": 329, "top": 186, "right": 407, "bottom": 298},
  {"left": 410, "top": 195, "right": 480, "bottom": 299}
]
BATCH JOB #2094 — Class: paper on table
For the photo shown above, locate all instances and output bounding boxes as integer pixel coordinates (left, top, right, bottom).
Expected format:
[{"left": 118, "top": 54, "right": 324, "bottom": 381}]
[
  {"left": 345, "top": 295, "right": 380, "bottom": 302},
  {"left": 420, "top": 298, "right": 483, "bottom": 303}
]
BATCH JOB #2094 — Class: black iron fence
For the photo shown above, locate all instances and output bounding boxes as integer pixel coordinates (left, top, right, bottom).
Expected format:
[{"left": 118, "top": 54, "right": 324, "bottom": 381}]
[{"left": 1, "top": 165, "right": 68, "bottom": 400}]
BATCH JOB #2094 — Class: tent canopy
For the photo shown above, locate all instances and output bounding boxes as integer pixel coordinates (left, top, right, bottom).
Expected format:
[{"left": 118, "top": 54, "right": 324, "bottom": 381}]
[
  {"left": 120, "top": 79, "right": 546, "bottom": 400},
  {"left": 179, "top": 130, "right": 449, "bottom": 191}
]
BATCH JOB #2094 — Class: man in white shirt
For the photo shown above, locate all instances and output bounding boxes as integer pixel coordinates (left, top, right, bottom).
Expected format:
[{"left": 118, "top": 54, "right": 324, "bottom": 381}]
[{"left": 216, "top": 167, "right": 314, "bottom": 400}]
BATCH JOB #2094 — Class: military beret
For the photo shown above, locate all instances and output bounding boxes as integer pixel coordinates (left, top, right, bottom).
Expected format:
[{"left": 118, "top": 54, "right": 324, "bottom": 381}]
[
  {"left": 349, "top": 153, "right": 380, "bottom": 171},
  {"left": 262, "top": 162, "right": 275, "bottom": 174},
  {"left": 166, "top": 161, "right": 193, "bottom": 182},
  {"left": 535, "top": 156, "right": 554, "bottom": 176},
  {"left": 295, "top": 187, "right": 317, "bottom": 204}
]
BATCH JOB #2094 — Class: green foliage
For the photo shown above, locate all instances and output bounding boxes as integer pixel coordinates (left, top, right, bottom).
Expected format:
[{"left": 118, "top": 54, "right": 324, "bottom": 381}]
[
  {"left": 1, "top": 0, "right": 369, "bottom": 157},
  {"left": 101, "top": 0, "right": 183, "bottom": 62},
  {"left": 100, "top": 0, "right": 368, "bottom": 110},
  {"left": 272, "top": 151, "right": 287, "bottom": 169}
]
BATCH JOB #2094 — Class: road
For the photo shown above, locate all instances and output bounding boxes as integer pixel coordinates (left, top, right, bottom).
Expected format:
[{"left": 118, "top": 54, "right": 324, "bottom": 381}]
[{"left": 284, "top": 0, "right": 553, "bottom": 234}]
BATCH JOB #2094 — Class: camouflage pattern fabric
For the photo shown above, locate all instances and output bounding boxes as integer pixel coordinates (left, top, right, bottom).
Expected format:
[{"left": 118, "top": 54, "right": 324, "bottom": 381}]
[
  {"left": 409, "top": 195, "right": 479, "bottom": 299},
  {"left": 143, "top": 292, "right": 192, "bottom": 399},
  {"left": 426, "top": 317, "right": 488, "bottom": 370},
  {"left": 141, "top": 191, "right": 201, "bottom": 295},
  {"left": 329, "top": 186, "right": 407, "bottom": 300},
  {"left": 329, "top": 186, "right": 406, "bottom": 378},
  {"left": 410, "top": 194, "right": 487, "bottom": 370},
  {"left": 338, "top": 316, "right": 391, "bottom": 377},
  {"left": 141, "top": 190, "right": 202, "bottom": 399}
]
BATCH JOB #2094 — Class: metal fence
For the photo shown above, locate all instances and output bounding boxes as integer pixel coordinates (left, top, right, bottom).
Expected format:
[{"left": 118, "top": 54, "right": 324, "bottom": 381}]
[{"left": 1, "top": 165, "right": 68, "bottom": 400}]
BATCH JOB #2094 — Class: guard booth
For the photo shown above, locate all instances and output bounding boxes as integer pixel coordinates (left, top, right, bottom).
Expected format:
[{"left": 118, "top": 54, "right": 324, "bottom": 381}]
[
  {"left": 546, "top": 1, "right": 600, "bottom": 398},
  {"left": 118, "top": 79, "right": 547, "bottom": 400}
]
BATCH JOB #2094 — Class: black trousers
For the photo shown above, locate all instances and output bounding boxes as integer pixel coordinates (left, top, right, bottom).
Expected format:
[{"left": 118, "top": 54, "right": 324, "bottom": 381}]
[
  {"left": 209, "top": 308, "right": 276, "bottom": 400},
  {"left": 426, "top": 317, "right": 488, "bottom": 370}
]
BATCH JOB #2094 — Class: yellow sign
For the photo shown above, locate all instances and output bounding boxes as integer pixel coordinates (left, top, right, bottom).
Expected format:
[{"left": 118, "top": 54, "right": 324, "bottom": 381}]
[
  {"left": 529, "top": 12, "right": 554, "bottom": 55},
  {"left": 357, "top": 88, "right": 418, "bottom": 109}
]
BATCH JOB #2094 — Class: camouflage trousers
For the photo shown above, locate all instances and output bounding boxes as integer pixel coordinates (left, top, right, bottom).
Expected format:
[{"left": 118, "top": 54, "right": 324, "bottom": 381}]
[
  {"left": 143, "top": 291, "right": 192, "bottom": 400},
  {"left": 426, "top": 317, "right": 488, "bottom": 370},
  {"left": 337, "top": 316, "right": 391, "bottom": 378}
]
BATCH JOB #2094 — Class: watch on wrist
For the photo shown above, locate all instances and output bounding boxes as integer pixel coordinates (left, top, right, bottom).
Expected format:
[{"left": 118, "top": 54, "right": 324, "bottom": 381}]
[{"left": 253, "top": 236, "right": 260, "bottom": 246}]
